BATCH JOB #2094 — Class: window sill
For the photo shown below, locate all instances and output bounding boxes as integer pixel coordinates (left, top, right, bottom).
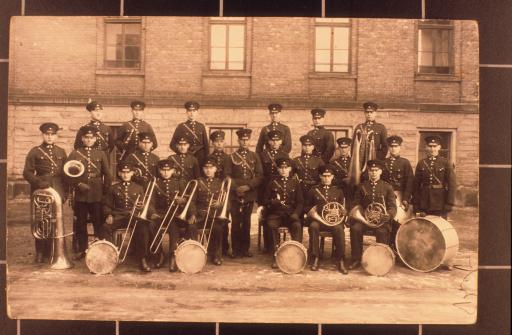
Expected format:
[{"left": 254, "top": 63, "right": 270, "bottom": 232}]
[
  {"left": 202, "top": 71, "right": 252, "bottom": 78},
  {"left": 414, "top": 73, "right": 461, "bottom": 82},
  {"left": 96, "top": 69, "right": 145, "bottom": 76},
  {"left": 308, "top": 73, "right": 357, "bottom": 79}
]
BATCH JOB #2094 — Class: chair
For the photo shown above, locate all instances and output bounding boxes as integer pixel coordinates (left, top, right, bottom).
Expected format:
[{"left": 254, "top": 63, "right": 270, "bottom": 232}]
[
  {"left": 319, "top": 231, "right": 335, "bottom": 259},
  {"left": 113, "top": 228, "right": 127, "bottom": 248}
]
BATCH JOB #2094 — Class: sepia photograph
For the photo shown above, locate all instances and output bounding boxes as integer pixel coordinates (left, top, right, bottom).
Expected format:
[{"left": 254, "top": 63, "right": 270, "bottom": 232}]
[{"left": 6, "top": 16, "right": 479, "bottom": 324}]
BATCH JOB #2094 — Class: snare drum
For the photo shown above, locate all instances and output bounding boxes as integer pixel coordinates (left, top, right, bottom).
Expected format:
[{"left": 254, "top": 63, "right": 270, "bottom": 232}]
[
  {"left": 175, "top": 240, "right": 207, "bottom": 274},
  {"left": 361, "top": 243, "right": 395, "bottom": 276},
  {"left": 396, "top": 215, "right": 459, "bottom": 272},
  {"left": 85, "top": 240, "right": 119, "bottom": 275},
  {"left": 275, "top": 240, "right": 307, "bottom": 274}
]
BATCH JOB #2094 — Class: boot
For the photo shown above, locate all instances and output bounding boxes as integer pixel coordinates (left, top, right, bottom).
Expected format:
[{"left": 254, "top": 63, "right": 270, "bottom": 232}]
[
  {"left": 35, "top": 251, "right": 44, "bottom": 263},
  {"left": 348, "top": 260, "right": 361, "bottom": 270},
  {"left": 337, "top": 259, "right": 348, "bottom": 275},
  {"left": 310, "top": 256, "right": 319, "bottom": 271},
  {"left": 169, "top": 255, "right": 177, "bottom": 272},
  {"left": 271, "top": 256, "right": 278, "bottom": 269},
  {"left": 140, "top": 258, "right": 151, "bottom": 272},
  {"left": 155, "top": 251, "right": 165, "bottom": 269}
]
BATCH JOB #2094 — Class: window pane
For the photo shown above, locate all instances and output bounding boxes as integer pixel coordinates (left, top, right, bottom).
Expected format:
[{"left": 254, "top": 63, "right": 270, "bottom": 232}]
[
  {"left": 229, "top": 47, "right": 244, "bottom": 62},
  {"left": 228, "top": 61, "right": 244, "bottom": 70},
  {"left": 210, "top": 61, "right": 226, "bottom": 70},
  {"left": 315, "top": 64, "right": 330, "bottom": 72},
  {"left": 211, "top": 47, "right": 226, "bottom": 62},
  {"left": 105, "top": 45, "right": 117, "bottom": 61},
  {"left": 315, "top": 27, "right": 331, "bottom": 50},
  {"left": 419, "top": 29, "right": 433, "bottom": 52},
  {"left": 332, "top": 64, "right": 348, "bottom": 72},
  {"left": 106, "top": 23, "right": 122, "bottom": 45},
  {"left": 436, "top": 51, "right": 449, "bottom": 67},
  {"left": 333, "top": 27, "right": 349, "bottom": 50},
  {"left": 440, "top": 30, "right": 450, "bottom": 52},
  {"left": 228, "top": 25, "right": 245, "bottom": 48},
  {"left": 316, "top": 18, "right": 349, "bottom": 24},
  {"left": 419, "top": 51, "right": 433, "bottom": 66},
  {"left": 333, "top": 49, "right": 348, "bottom": 64},
  {"left": 315, "top": 50, "right": 330, "bottom": 64},
  {"left": 125, "top": 46, "right": 140, "bottom": 61},
  {"left": 125, "top": 34, "right": 140, "bottom": 46},
  {"left": 211, "top": 25, "right": 226, "bottom": 48}
]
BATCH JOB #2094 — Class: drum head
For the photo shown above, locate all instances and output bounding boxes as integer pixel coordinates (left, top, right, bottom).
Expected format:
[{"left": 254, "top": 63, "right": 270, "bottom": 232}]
[
  {"left": 396, "top": 217, "right": 448, "bottom": 272},
  {"left": 361, "top": 243, "right": 395, "bottom": 276},
  {"left": 275, "top": 241, "right": 307, "bottom": 274},
  {"left": 175, "top": 240, "right": 207, "bottom": 274},
  {"left": 85, "top": 241, "right": 119, "bottom": 275}
]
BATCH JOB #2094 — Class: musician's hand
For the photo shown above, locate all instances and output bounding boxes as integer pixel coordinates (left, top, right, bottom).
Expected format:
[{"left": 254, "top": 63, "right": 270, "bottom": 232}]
[
  {"left": 402, "top": 200, "right": 410, "bottom": 211},
  {"left": 416, "top": 211, "right": 427, "bottom": 217},
  {"left": 212, "top": 200, "right": 223, "bottom": 209},
  {"left": 381, "top": 213, "right": 391, "bottom": 222},
  {"left": 236, "top": 188, "right": 245, "bottom": 197},
  {"left": 77, "top": 183, "right": 91, "bottom": 192},
  {"left": 237, "top": 185, "right": 250, "bottom": 193},
  {"left": 290, "top": 213, "right": 300, "bottom": 221},
  {"left": 135, "top": 201, "right": 144, "bottom": 211},
  {"left": 340, "top": 207, "right": 347, "bottom": 216},
  {"left": 150, "top": 213, "right": 160, "bottom": 221},
  {"left": 105, "top": 215, "right": 113, "bottom": 225},
  {"left": 175, "top": 196, "right": 187, "bottom": 205},
  {"left": 37, "top": 181, "right": 51, "bottom": 189},
  {"left": 188, "top": 215, "right": 196, "bottom": 225},
  {"left": 444, "top": 204, "right": 453, "bottom": 212}
]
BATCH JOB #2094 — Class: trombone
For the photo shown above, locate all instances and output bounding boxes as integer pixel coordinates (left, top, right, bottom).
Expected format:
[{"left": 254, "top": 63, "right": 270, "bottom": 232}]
[
  {"left": 149, "top": 179, "right": 198, "bottom": 254},
  {"left": 199, "top": 177, "right": 231, "bottom": 248}
]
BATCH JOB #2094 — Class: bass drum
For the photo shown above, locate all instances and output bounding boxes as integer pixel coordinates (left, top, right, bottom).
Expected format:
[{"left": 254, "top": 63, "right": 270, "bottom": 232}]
[
  {"left": 175, "top": 240, "right": 207, "bottom": 274},
  {"left": 85, "top": 240, "right": 119, "bottom": 275},
  {"left": 275, "top": 240, "right": 307, "bottom": 274},
  {"left": 396, "top": 215, "right": 459, "bottom": 272},
  {"left": 361, "top": 243, "right": 395, "bottom": 276},
  {"left": 394, "top": 191, "right": 413, "bottom": 224}
]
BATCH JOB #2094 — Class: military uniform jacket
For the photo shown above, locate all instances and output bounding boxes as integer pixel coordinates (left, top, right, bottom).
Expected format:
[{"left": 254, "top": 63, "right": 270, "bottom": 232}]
[
  {"left": 208, "top": 150, "right": 232, "bottom": 179},
  {"left": 412, "top": 156, "right": 456, "bottom": 212},
  {"left": 125, "top": 149, "right": 159, "bottom": 188},
  {"left": 293, "top": 154, "right": 324, "bottom": 190},
  {"left": 331, "top": 155, "right": 351, "bottom": 187},
  {"left": 151, "top": 177, "right": 187, "bottom": 215},
  {"left": 23, "top": 143, "right": 67, "bottom": 200},
  {"left": 103, "top": 181, "right": 145, "bottom": 218},
  {"left": 227, "top": 148, "right": 263, "bottom": 202},
  {"left": 168, "top": 153, "right": 201, "bottom": 182},
  {"left": 65, "top": 147, "right": 112, "bottom": 203},
  {"left": 170, "top": 120, "right": 209, "bottom": 163},
  {"left": 352, "top": 121, "right": 388, "bottom": 160},
  {"left": 257, "top": 149, "right": 289, "bottom": 204},
  {"left": 307, "top": 126, "right": 335, "bottom": 163},
  {"left": 74, "top": 120, "right": 114, "bottom": 153},
  {"left": 354, "top": 180, "right": 397, "bottom": 225},
  {"left": 306, "top": 184, "right": 345, "bottom": 214},
  {"left": 263, "top": 177, "right": 303, "bottom": 217},
  {"left": 383, "top": 155, "right": 414, "bottom": 201},
  {"left": 193, "top": 177, "right": 222, "bottom": 221},
  {"left": 115, "top": 119, "right": 158, "bottom": 156},
  {"left": 255, "top": 122, "right": 292, "bottom": 154}
]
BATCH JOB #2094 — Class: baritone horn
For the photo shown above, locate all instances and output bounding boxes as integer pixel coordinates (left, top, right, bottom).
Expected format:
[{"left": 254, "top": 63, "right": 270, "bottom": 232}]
[{"left": 30, "top": 187, "right": 74, "bottom": 269}]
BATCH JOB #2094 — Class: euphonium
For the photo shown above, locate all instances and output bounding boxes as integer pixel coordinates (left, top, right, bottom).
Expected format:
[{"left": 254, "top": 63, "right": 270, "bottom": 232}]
[
  {"left": 63, "top": 160, "right": 85, "bottom": 178},
  {"left": 30, "top": 187, "right": 74, "bottom": 269}
]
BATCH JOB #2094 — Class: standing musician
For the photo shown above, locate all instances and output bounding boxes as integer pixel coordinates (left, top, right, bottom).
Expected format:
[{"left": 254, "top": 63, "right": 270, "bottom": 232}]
[
  {"left": 170, "top": 101, "right": 209, "bottom": 165},
  {"left": 23, "top": 122, "right": 68, "bottom": 263},
  {"left": 382, "top": 135, "right": 414, "bottom": 248},
  {"left": 115, "top": 100, "right": 158, "bottom": 161},
  {"left": 190, "top": 158, "right": 226, "bottom": 265},
  {"left": 293, "top": 135, "right": 325, "bottom": 201},
  {"left": 307, "top": 108, "right": 335, "bottom": 164},
  {"left": 167, "top": 137, "right": 201, "bottom": 183},
  {"left": 255, "top": 103, "right": 292, "bottom": 154},
  {"left": 227, "top": 128, "right": 263, "bottom": 258},
  {"left": 352, "top": 101, "right": 388, "bottom": 163},
  {"left": 349, "top": 160, "right": 396, "bottom": 270},
  {"left": 207, "top": 130, "right": 232, "bottom": 256},
  {"left": 331, "top": 137, "right": 354, "bottom": 205},
  {"left": 73, "top": 100, "right": 114, "bottom": 154},
  {"left": 258, "top": 130, "right": 289, "bottom": 253},
  {"left": 412, "top": 135, "right": 456, "bottom": 219},
  {"left": 263, "top": 157, "right": 303, "bottom": 269},
  {"left": 65, "top": 125, "right": 112, "bottom": 260},
  {"left": 124, "top": 132, "right": 159, "bottom": 190},
  {"left": 149, "top": 159, "right": 192, "bottom": 271},
  {"left": 306, "top": 165, "right": 348, "bottom": 274},
  {"left": 100, "top": 162, "right": 154, "bottom": 272}
]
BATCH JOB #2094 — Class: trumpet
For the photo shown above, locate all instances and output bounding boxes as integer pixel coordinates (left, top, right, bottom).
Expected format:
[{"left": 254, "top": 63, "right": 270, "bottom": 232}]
[{"left": 149, "top": 180, "right": 198, "bottom": 254}]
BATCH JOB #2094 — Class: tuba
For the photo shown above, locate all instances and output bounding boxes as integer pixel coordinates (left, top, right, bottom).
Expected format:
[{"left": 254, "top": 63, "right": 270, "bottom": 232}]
[
  {"left": 308, "top": 201, "right": 347, "bottom": 227},
  {"left": 63, "top": 160, "right": 85, "bottom": 178},
  {"left": 31, "top": 187, "right": 74, "bottom": 269}
]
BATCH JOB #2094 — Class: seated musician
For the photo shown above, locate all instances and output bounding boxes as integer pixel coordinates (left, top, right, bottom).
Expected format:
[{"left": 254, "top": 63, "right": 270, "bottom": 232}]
[
  {"left": 149, "top": 159, "right": 194, "bottom": 272},
  {"left": 124, "top": 132, "right": 159, "bottom": 189},
  {"left": 100, "top": 162, "right": 154, "bottom": 272},
  {"left": 168, "top": 136, "right": 201, "bottom": 183},
  {"left": 263, "top": 157, "right": 303, "bottom": 269},
  {"left": 190, "top": 158, "right": 226, "bottom": 266},
  {"left": 348, "top": 160, "right": 396, "bottom": 270},
  {"left": 306, "top": 165, "right": 348, "bottom": 274}
]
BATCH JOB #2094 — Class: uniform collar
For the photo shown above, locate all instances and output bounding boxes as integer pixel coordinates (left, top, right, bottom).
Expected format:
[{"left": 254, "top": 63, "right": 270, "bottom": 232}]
[
  {"left": 42, "top": 143, "right": 54, "bottom": 149},
  {"left": 365, "top": 121, "right": 374, "bottom": 126},
  {"left": 238, "top": 148, "right": 248, "bottom": 154},
  {"left": 122, "top": 181, "right": 131, "bottom": 186},
  {"left": 280, "top": 176, "right": 289, "bottom": 181}
]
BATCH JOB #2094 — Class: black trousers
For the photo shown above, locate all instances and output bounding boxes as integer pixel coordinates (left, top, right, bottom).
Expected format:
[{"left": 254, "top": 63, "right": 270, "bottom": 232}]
[
  {"left": 308, "top": 221, "right": 345, "bottom": 261},
  {"left": 168, "top": 219, "right": 197, "bottom": 256},
  {"left": 349, "top": 221, "right": 390, "bottom": 262},
  {"left": 197, "top": 218, "right": 224, "bottom": 259},
  {"left": 230, "top": 200, "right": 254, "bottom": 255},
  {"left": 100, "top": 216, "right": 152, "bottom": 260},
  {"left": 267, "top": 213, "right": 302, "bottom": 253},
  {"left": 34, "top": 239, "right": 51, "bottom": 257},
  {"left": 222, "top": 219, "right": 230, "bottom": 254},
  {"left": 74, "top": 201, "right": 103, "bottom": 252}
]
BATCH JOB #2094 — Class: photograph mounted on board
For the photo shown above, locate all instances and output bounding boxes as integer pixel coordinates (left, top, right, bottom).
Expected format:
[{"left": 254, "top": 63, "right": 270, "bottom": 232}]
[{"left": 6, "top": 16, "right": 479, "bottom": 324}]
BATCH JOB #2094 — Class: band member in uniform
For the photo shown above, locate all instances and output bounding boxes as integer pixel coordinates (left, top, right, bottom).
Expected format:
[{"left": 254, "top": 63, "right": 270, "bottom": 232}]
[
  {"left": 115, "top": 100, "right": 158, "bottom": 161},
  {"left": 293, "top": 135, "right": 325, "bottom": 201},
  {"left": 349, "top": 160, "right": 396, "bottom": 270},
  {"left": 65, "top": 125, "right": 112, "bottom": 260},
  {"left": 255, "top": 103, "right": 292, "bottom": 154},
  {"left": 170, "top": 101, "right": 209, "bottom": 165},
  {"left": 228, "top": 128, "right": 263, "bottom": 258},
  {"left": 168, "top": 137, "right": 201, "bottom": 183},
  {"left": 23, "top": 122, "right": 68, "bottom": 263},
  {"left": 412, "top": 135, "right": 456, "bottom": 219},
  {"left": 382, "top": 135, "right": 414, "bottom": 248},
  {"left": 73, "top": 100, "right": 114, "bottom": 154},
  {"left": 263, "top": 157, "right": 303, "bottom": 269},
  {"left": 208, "top": 130, "right": 232, "bottom": 256},
  {"left": 331, "top": 137, "right": 353, "bottom": 205},
  {"left": 124, "top": 132, "right": 159, "bottom": 190},
  {"left": 352, "top": 101, "right": 388, "bottom": 163},
  {"left": 190, "top": 158, "right": 226, "bottom": 265},
  {"left": 307, "top": 108, "right": 335, "bottom": 164},
  {"left": 258, "top": 130, "right": 289, "bottom": 253},
  {"left": 100, "top": 162, "right": 154, "bottom": 272},
  {"left": 306, "top": 165, "right": 348, "bottom": 274},
  {"left": 149, "top": 159, "right": 192, "bottom": 271}
]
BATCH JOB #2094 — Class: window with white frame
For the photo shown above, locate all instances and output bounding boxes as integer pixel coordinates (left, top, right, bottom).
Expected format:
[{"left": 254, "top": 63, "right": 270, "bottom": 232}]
[
  {"left": 417, "top": 20, "right": 454, "bottom": 74},
  {"left": 314, "top": 18, "right": 351, "bottom": 73},
  {"left": 209, "top": 18, "right": 246, "bottom": 71},
  {"left": 104, "top": 19, "right": 142, "bottom": 69},
  {"left": 327, "top": 126, "right": 352, "bottom": 160},
  {"left": 208, "top": 125, "right": 247, "bottom": 154}
]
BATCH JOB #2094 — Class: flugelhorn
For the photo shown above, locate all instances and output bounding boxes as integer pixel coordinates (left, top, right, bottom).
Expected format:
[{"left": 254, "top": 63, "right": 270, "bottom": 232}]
[{"left": 63, "top": 160, "right": 85, "bottom": 178}]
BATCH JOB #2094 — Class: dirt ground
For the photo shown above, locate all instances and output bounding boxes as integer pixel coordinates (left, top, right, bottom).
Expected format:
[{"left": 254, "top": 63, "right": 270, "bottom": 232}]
[{"left": 6, "top": 199, "right": 478, "bottom": 324}]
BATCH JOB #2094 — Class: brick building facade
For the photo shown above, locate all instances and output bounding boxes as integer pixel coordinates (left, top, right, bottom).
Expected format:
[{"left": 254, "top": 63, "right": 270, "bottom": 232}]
[{"left": 7, "top": 17, "right": 479, "bottom": 206}]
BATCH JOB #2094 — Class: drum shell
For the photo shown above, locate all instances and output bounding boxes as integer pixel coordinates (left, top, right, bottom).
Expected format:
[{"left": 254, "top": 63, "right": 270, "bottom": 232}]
[
  {"left": 175, "top": 240, "right": 207, "bottom": 274},
  {"left": 275, "top": 240, "right": 307, "bottom": 274},
  {"left": 396, "top": 215, "right": 459, "bottom": 272},
  {"left": 85, "top": 240, "right": 119, "bottom": 275},
  {"left": 361, "top": 243, "right": 395, "bottom": 276}
]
